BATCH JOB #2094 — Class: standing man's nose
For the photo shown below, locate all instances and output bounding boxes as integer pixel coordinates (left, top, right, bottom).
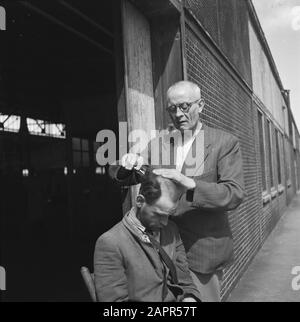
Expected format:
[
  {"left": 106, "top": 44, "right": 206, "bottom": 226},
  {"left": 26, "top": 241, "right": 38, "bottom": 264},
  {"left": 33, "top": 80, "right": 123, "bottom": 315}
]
[{"left": 176, "top": 107, "right": 184, "bottom": 118}]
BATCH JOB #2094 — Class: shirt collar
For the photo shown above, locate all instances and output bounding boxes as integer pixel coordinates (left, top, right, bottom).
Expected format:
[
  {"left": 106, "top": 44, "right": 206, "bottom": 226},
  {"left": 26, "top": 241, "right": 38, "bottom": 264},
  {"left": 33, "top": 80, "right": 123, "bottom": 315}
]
[
  {"left": 127, "top": 207, "right": 146, "bottom": 233},
  {"left": 190, "top": 121, "right": 202, "bottom": 140},
  {"left": 125, "top": 207, "right": 160, "bottom": 242}
]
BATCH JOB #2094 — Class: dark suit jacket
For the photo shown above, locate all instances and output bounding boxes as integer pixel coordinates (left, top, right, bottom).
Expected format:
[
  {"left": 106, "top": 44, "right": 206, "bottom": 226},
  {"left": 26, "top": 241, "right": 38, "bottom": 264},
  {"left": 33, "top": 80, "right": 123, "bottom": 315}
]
[
  {"left": 109, "top": 124, "right": 246, "bottom": 274},
  {"left": 94, "top": 213, "right": 200, "bottom": 302}
]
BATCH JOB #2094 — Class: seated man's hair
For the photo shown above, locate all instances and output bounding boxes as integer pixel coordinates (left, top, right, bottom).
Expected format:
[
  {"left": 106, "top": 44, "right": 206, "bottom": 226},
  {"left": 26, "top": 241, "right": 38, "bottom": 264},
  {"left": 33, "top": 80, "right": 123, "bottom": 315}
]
[{"left": 138, "top": 167, "right": 181, "bottom": 205}]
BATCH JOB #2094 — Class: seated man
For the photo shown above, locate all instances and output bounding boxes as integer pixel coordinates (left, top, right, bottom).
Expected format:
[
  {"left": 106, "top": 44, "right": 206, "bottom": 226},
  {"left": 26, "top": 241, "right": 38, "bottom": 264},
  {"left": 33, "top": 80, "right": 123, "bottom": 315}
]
[{"left": 94, "top": 169, "right": 200, "bottom": 302}]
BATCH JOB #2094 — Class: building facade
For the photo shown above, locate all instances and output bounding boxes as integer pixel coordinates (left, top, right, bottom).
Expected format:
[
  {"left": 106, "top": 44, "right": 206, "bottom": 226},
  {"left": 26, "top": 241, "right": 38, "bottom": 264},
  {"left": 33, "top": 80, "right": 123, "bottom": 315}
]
[{"left": 120, "top": 0, "right": 300, "bottom": 300}]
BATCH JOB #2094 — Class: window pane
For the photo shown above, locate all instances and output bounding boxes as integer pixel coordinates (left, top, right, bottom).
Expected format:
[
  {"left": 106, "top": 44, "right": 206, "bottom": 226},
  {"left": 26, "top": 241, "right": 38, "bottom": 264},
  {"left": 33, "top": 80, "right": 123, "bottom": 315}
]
[
  {"left": 257, "top": 111, "right": 266, "bottom": 191},
  {"left": 275, "top": 130, "right": 281, "bottom": 185},
  {"left": 0, "top": 114, "right": 21, "bottom": 133},
  {"left": 72, "top": 138, "right": 81, "bottom": 150},
  {"left": 81, "top": 139, "right": 89, "bottom": 152},
  {"left": 265, "top": 120, "right": 274, "bottom": 188},
  {"left": 82, "top": 152, "right": 90, "bottom": 167},
  {"left": 27, "top": 118, "right": 45, "bottom": 135},
  {"left": 73, "top": 151, "right": 81, "bottom": 167}
]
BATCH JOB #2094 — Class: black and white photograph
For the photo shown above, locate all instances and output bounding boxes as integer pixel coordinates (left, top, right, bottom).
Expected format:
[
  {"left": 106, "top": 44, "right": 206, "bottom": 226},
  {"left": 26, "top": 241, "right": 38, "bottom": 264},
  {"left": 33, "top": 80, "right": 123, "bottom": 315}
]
[{"left": 0, "top": 0, "right": 300, "bottom": 306}]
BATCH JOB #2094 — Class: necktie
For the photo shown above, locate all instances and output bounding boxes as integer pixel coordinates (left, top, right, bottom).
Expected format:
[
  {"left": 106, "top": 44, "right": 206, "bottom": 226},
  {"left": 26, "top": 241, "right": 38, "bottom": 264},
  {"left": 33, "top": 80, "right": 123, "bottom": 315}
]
[{"left": 145, "top": 231, "right": 178, "bottom": 285}]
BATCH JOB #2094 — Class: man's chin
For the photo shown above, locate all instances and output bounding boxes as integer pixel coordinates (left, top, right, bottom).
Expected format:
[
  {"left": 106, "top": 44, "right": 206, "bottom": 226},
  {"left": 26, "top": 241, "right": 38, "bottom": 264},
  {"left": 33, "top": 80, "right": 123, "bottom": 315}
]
[
  {"left": 179, "top": 125, "right": 189, "bottom": 132},
  {"left": 177, "top": 123, "right": 186, "bottom": 129}
]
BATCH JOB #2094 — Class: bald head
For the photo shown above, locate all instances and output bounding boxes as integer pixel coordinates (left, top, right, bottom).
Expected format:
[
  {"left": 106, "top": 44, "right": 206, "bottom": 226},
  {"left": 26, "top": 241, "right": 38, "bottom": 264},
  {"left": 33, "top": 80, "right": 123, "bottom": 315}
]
[
  {"left": 136, "top": 172, "right": 181, "bottom": 230},
  {"left": 167, "top": 81, "right": 201, "bottom": 103},
  {"left": 157, "top": 175, "right": 182, "bottom": 203},
  {"left": 139, "top": 171, "right": 182, "bottom": 205}
]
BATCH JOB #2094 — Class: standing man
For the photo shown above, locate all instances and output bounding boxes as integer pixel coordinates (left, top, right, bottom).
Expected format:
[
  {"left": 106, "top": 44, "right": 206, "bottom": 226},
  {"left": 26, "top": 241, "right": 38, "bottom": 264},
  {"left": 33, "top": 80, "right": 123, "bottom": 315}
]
[{"left": 110, "top": 81, "right": 245, "bottom": 301}]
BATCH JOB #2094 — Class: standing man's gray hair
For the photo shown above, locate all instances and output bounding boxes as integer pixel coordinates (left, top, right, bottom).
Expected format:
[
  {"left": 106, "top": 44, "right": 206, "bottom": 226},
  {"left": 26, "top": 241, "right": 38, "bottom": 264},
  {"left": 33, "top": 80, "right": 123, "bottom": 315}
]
[{"left": 167, "top": 81, "right": 201, "bottom": 101}]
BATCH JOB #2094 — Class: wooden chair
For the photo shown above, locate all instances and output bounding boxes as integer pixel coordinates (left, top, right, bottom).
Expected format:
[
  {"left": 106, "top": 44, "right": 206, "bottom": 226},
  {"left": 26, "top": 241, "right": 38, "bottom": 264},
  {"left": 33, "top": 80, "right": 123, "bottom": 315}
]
[{"left": 80, "top": 266, "right": 97, "bottom": 302}]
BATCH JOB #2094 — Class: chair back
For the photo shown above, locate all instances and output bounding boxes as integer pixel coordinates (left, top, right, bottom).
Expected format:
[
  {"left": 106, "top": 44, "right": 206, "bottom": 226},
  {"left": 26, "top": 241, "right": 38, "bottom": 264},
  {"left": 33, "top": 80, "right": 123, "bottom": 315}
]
[{"left": 80, "top": 266, "right": 97, "bottom": 302}]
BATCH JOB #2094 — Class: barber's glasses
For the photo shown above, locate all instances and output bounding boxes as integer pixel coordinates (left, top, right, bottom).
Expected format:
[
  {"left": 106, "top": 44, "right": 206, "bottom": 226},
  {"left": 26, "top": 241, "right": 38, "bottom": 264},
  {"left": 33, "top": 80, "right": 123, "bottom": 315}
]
[{"left": 166, "top": 99, "right": 200, "bottom": 114}]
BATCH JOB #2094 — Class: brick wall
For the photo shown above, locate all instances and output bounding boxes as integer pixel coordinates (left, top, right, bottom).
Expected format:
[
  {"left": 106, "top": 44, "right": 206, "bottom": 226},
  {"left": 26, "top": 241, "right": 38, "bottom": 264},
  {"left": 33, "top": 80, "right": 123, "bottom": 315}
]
[
  {"left": 185, "top": 20, "right": 261, "bottom": 299},
  {"left": 183, "top": 10, "right": 294, "bottom": 299}
]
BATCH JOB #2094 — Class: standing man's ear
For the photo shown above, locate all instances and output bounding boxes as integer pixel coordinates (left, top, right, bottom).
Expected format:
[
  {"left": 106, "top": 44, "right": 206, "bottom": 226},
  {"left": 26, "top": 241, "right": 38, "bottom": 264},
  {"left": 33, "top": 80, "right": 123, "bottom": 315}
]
[
  {"left": 198, "top": 98, "right": 205, "bottom": 114},
  {"left": 136, "top": 194, "right": 146, "bottom": 208}
]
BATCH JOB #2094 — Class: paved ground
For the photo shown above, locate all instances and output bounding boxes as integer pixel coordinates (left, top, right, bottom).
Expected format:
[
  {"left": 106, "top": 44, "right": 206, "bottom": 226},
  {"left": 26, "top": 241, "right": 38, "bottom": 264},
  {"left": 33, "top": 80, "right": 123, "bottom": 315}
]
[{"left": 228, "top": 192, "right": 300, "bottom": 302}]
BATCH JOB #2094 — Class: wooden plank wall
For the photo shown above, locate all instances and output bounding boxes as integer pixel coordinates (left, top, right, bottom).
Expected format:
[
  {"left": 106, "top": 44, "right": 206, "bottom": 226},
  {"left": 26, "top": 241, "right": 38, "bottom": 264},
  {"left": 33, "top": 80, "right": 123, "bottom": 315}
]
[{"left": 121, "top": 0, "right": 156, "bottom": 203}]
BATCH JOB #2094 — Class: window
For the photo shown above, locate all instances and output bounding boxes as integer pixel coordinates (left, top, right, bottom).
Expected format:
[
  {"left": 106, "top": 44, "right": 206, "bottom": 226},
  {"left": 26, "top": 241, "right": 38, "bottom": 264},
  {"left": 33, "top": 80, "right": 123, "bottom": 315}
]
[
  {"left": 0, "top": 114, "right": 20, "bottom": 133},
  {"left": 275, "top": 130, "right": 282, "bottom": 185},
  {"left": 72, "top": 138, "right": 89, "bottom": 168},
  {"left": 257, "top": 111, "right": 267, "bottom": 191},
  {"left": 293, "top": 124, "right": 297, "bottom": 149},
  {"left": 27, "top": 118, "right": 66, "bottom": 138},
  {"left": 288, "top": 111, "right": 293, "bottom": 139},
  {"left": 285, "top": 137, "right": 291, "bottom": 183},
  {"left": 0, "top": 114, "right": 66, "bottom": 138},
  {"left": 282, "top": 105, "right": 288, "bottom": 134},
  {"left": 265, "top": 119, "right": 274, "bottom": 188}
]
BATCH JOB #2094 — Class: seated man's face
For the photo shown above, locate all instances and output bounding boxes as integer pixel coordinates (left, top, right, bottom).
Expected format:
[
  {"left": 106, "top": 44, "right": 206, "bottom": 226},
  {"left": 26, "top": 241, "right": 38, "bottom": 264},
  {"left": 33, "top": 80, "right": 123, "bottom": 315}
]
[
  {"left": 138, "top": 177, "right": 180, "bottom": 231},
  {"left": 139, "top": 195, "right": 178, "bottom": 231}
]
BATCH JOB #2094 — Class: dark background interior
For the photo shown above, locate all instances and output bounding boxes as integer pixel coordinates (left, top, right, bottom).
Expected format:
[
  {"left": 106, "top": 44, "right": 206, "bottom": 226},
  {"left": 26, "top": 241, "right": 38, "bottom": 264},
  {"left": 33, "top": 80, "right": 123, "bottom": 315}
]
[{"left": 0, "top": 0, "right": 123, "bottom": 301}]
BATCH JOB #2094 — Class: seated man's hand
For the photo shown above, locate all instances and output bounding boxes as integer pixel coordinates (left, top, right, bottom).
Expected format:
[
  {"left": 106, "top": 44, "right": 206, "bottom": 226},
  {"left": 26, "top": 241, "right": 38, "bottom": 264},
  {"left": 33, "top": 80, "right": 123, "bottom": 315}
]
[
  {"left": 153, "top": 169, "right": 196, "bottom": 191},
  {"left": 121, "top": 153, "right": 144, "bottom": 171}
]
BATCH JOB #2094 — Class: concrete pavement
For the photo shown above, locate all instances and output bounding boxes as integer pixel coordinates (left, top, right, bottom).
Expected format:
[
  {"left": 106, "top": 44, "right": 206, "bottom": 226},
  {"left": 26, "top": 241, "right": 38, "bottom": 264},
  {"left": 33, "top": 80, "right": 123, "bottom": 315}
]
[{"left": 228, "top": 192, "right": 300, "bottom": 302}]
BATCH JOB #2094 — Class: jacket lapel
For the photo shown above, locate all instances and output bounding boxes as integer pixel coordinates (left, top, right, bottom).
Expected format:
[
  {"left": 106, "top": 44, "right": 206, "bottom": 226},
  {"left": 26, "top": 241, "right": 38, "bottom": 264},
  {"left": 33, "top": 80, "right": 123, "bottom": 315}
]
[
  {"left": 203, "top": 125, "right": 213, "bottom": 173},
  {"left": 181, "top": 124, "right": 212, "bottom": 177},
  {"left": 159, "top": 130, "right": 178, "bottom": 169}
]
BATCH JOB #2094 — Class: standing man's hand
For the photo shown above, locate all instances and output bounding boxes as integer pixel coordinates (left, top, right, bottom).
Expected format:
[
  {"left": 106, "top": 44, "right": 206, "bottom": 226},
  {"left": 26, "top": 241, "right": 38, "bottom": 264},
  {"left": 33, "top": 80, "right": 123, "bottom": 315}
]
[
  {"left": 121, "top": 153, "right": 144, "bottom": 171},
  {"left": 153, "top": 169, "right": 196, "bottom": 191}
]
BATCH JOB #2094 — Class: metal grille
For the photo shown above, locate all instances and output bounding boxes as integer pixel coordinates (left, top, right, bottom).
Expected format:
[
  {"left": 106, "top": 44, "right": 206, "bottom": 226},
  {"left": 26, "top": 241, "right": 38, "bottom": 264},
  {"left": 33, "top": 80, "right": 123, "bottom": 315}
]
[
  {"left": 185, "top": 0, "right": 219, "bottom": 44},
  {"left": 219, "top": 0, "right": 252, "bottom": 85},
  {"left": 185, "top": 0, "right": 252, "bottom": 85}
]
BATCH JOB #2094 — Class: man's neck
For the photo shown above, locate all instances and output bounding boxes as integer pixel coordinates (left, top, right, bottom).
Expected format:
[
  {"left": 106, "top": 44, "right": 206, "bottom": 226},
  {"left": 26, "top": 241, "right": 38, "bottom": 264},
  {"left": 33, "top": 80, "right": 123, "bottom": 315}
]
[
  {"left": 134, "top": 206, "right": 141, "bottom": 221},
  {"left": 132, "top": 207, "right": 145, "bottom": 230}
]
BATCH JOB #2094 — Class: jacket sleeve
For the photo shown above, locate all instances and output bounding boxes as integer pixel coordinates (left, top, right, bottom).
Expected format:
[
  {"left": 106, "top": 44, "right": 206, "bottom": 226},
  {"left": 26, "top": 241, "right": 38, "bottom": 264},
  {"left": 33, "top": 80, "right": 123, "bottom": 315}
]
[
  {"left": 94, "top": 234, "right": 128, "bottom": 302},
  {"left": 108, "top": 140, "right": 152, "bottom": 186},
  {"left": 189, "top": 135, "right": 246, "bottom": 211},
  {"left": 108, "top": 164, "right": 140, "bottom": 187},
  {"left": 172, "top": 223, "right": 201, "bottom": 301}
]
